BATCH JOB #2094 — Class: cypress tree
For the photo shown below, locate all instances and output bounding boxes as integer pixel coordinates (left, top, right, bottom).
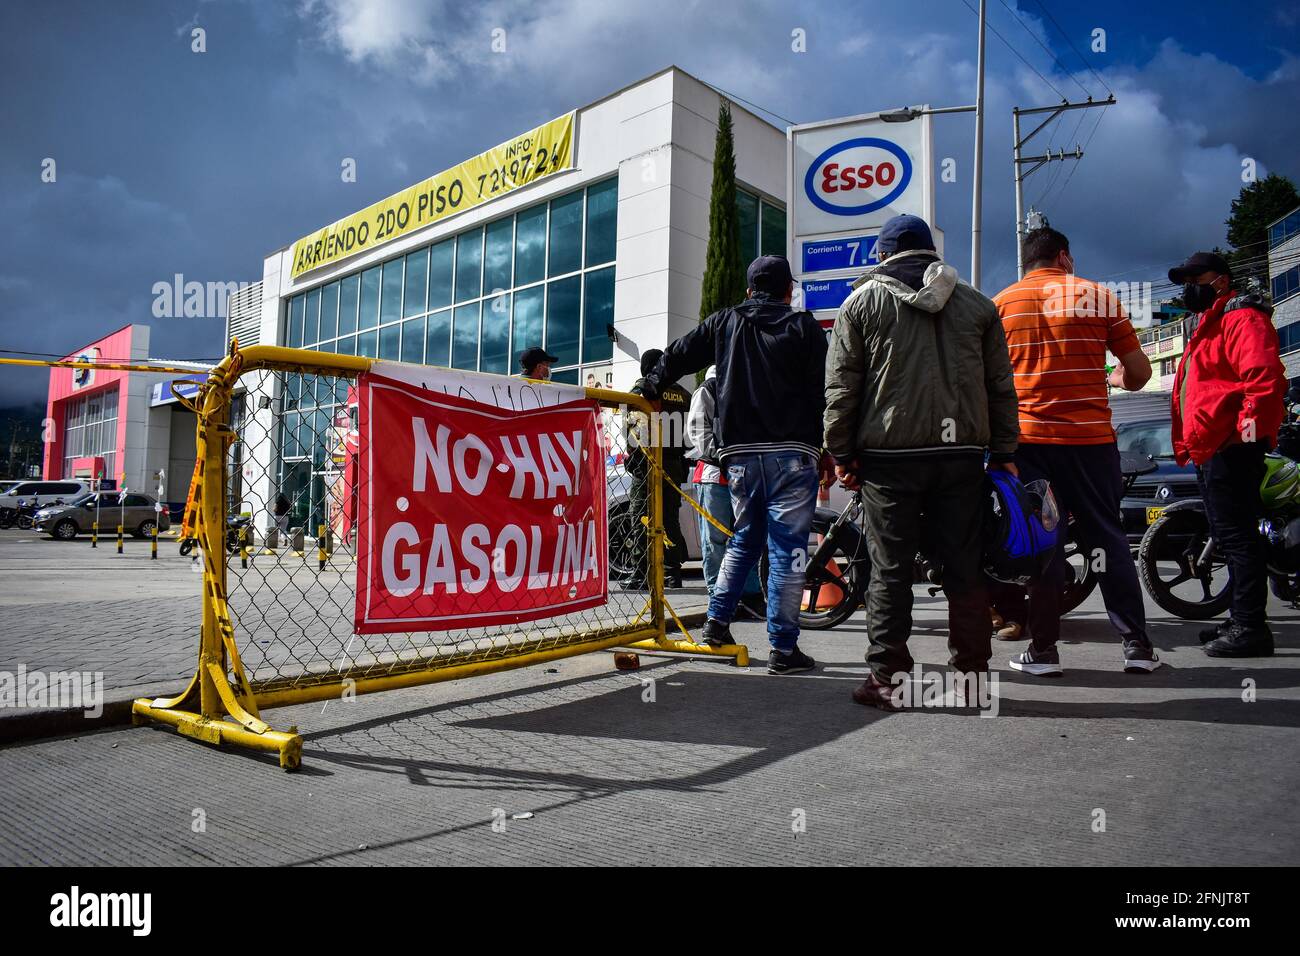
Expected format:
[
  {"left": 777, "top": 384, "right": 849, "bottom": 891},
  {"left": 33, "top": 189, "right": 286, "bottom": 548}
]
[{"left": 699, "top": 101, "right": 746, "bottom": 322}]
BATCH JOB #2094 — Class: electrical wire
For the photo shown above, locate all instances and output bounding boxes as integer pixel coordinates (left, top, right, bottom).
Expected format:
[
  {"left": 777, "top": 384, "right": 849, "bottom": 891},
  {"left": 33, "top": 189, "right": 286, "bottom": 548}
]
[
  {"left": 959, "top": 0, "right": 1067, "bottom": 101},
  {"left": 996, "top": 0, "right": 1092, "bottom": 99},
  {"left": 1032, "top": 0, "right": 1114, "bottom": 97}
]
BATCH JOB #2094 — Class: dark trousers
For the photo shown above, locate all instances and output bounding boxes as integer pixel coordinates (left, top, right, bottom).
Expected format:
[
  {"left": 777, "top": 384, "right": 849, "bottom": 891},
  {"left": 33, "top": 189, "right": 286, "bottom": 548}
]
[
  {"left": 859, "top": 454, "right": 990, "bottom": 679},
  {"left": 627, "top": 451, "right": 685, "bottom": 582},
  {"left": 1198, "top": 442, "right": 1269, "bottom": 628},
  {"left": 1016, "top": 442, "right": 1148, "bottom": 649}
]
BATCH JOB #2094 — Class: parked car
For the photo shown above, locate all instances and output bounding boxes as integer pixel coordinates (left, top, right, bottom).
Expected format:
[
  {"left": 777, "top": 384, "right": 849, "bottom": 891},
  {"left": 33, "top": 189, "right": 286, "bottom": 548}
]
[
  {"left": 0, "top": 479, "right": 94, "bottom": 512},
  {"left": 33, "top": 492, "right": 170, "bottom": 541},
  {"left": 606, "top": 461, "right": 701, "bottom": 579},
  {"left": 1116, "top": 417, "right": 1199, "bottom": 545}
]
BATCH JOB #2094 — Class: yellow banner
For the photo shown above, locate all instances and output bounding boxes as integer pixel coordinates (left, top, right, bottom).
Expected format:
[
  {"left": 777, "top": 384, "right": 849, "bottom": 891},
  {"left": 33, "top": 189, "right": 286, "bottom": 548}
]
[{"left": 291, "top": 112, "right": 576, "bottom": 279}]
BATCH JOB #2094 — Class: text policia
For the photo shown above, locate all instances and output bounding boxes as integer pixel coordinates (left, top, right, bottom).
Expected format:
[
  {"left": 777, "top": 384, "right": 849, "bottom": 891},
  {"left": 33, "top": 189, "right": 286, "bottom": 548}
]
[
  {"left": 356, "top": 374, "right": 607, "bottom": 633},
  {"left": 291, "top": 112, "right": 575, "bottom": 279}
]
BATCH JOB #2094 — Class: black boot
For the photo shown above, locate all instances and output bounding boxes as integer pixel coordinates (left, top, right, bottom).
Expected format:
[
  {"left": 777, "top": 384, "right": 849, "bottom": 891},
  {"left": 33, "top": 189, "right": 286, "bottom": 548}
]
[
  {"left": 1198, "top": 618, "right": 1233, "bottom": 644},
  {"left": 701, "top": 618, "right": 732, "bottom": 647},
  {"left": 1204, "top": 621, "right": 1274, "bottom": 658}
]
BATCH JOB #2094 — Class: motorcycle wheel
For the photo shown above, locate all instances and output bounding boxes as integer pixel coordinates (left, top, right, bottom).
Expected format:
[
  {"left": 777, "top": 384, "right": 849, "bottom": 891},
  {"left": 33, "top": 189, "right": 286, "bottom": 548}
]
[
  {"left": 1138, "top": 509, "right": 1232, "bottom": 619},
  {"left": 1269, "top": 573, "right": 1299, "bottom": 604},
  {"left": 1059, "top": 525, "right": 1098, "bottom": 614},
  {"left": 760, "top": 509, "right": 867, "bottom": 630}
]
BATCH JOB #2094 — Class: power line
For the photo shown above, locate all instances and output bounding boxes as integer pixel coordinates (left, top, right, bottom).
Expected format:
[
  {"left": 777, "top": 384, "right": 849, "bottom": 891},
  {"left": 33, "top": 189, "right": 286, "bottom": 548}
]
[
  {"left": 1032, "top": 0, "right": 1114, "bottom": 97},
  {"left": 995, "top": 0, "right": 1092, "bottom": 99},
  {"left": 1051, "top": 103, "right": 1108, "bottom": 202},
  {"left": 700, "top": 79, "right": 797, "bottom": 127},
  {"left": 959, "top": 0, "right": 1067, "bottom": 101}
]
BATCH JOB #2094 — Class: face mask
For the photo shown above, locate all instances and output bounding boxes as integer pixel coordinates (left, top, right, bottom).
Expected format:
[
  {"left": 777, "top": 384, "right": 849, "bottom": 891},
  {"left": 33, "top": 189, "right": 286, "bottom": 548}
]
[{"left": 1182, "top": 281, "right": 1221, "bottom": 313}]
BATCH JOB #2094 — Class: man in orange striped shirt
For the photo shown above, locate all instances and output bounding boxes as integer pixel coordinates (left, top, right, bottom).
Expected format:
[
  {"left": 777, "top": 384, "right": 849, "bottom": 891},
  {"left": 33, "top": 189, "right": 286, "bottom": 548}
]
[{"left": 993, "top": 227, "right": 1157, "bottom": 676}]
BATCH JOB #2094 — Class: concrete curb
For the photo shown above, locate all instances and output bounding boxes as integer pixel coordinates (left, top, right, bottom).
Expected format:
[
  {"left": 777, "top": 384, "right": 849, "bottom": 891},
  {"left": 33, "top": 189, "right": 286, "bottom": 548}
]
[{"left": 0, "top": 609, "right": 712, "bottom": 745}]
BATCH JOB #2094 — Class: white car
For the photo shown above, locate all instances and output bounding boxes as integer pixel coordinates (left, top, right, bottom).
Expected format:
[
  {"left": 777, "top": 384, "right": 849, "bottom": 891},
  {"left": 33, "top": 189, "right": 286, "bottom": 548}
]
[{"left": 0, "top": 479, "right": 95, "bottom": 514}]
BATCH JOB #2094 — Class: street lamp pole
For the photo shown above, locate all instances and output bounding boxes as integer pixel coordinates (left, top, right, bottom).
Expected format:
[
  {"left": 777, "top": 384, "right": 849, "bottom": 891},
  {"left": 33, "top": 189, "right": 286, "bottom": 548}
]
[{"left": 971, "top": 0, "right": 987, "bottom": 290}]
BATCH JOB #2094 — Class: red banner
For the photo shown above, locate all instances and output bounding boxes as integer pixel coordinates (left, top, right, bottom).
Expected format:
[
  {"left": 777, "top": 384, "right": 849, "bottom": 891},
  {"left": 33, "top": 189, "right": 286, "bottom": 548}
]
[{"left": 355, "top": 371, "right": 608, "bottom": 633}]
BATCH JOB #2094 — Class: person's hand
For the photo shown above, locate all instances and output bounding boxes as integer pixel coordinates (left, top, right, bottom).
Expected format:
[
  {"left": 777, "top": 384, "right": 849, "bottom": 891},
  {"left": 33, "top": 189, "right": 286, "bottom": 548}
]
[
  {"left": 638, "top": 374, "right": 661, "bottom": 402},
  {"left": 818, "top": 450, "right": 836, "bottom": 488},
  {"left": 835, "top": 460, "right": 861, "bottom": 490},
  {"left": 1107, "top": 367, "right": 1127, "bottom": 389},
  {"left": 988, "top": 460, "right": 1019, "bottom": 478}
]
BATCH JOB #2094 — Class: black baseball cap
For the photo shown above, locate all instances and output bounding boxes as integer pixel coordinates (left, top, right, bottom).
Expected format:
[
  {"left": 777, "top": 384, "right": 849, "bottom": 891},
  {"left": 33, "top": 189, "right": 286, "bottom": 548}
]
[
  {"left": 1168, "top": 251, "right": 1232, "bottom": 284},
  {"left": 518, "top": 346, "right": 557, "bottom": 371},
  {"left": 746, "top": 255, "right": 794, "bottom": 294}
]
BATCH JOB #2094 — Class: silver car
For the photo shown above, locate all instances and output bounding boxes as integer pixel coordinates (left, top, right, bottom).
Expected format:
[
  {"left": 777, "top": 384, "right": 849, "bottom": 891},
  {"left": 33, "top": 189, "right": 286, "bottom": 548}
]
[{"left": 34, "top": 492, "right": 171, "bottom": 541}]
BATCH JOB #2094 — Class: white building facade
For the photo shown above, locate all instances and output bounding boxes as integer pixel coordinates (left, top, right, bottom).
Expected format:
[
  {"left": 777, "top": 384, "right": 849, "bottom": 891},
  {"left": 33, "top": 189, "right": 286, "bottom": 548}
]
[{"left": 230, "top": 68, "right": 787, "bottom": 531}]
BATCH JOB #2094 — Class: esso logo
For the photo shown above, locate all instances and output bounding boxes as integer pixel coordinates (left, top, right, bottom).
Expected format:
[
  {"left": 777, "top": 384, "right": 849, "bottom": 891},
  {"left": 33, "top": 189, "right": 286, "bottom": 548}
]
[{"left": 805, "top": 137, "right": 912, "bottom": 216}]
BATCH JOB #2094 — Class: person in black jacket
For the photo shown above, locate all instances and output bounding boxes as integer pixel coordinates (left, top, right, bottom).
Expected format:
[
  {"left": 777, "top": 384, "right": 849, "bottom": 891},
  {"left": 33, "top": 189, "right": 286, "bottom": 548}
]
[{"left": 640, "top": 255, "right": 828, "bottom": 674}]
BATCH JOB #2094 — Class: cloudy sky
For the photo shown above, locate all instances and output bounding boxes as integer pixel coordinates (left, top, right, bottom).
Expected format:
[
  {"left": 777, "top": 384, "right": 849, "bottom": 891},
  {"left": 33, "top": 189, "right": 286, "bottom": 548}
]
[{"left": 2, "top": 0, "right": 1298, "bottom": 404}]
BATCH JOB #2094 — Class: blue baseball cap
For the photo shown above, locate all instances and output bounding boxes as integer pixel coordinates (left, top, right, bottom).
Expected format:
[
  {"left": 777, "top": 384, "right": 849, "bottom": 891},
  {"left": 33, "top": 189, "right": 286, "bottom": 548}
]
[
  {"left": 876, "top": 214, "right": 935, "bottom": 258},
  {"left": 746, "top": 255, "right": 794, "bottom": 294}
]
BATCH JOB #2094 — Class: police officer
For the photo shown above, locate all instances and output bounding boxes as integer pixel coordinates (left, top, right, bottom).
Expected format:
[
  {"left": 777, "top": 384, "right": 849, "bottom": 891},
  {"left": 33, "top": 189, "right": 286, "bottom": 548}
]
[{"left": 627, "top": 348, "right": 690, "bottom": 589}]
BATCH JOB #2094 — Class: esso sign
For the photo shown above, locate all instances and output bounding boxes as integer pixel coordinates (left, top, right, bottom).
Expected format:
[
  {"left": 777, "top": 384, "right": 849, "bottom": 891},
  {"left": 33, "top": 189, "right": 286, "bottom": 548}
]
[{"left": 804, "top": 137, "right": 912, "bottom": 217}]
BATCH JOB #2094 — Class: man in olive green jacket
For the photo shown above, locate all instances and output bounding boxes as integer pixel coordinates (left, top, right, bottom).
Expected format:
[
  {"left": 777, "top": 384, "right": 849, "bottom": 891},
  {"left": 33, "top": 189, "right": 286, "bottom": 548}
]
[{"left": 823, "top": 214, "right": 1018, "bottom": 710}]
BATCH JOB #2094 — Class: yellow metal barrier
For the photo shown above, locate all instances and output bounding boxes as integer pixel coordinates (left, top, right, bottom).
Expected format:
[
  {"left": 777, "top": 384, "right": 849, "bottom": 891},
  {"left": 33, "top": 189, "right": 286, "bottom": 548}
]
[{"left": 131, "top": 344, "right": 745, "bottom": 769}]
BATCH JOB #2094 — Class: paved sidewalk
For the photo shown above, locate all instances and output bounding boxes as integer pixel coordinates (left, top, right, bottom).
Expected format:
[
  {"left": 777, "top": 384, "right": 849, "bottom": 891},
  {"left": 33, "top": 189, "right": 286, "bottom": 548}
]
[
  {"left": 0, "top": 530, "right": 709, "bottom": 733},
  {"left": 1, "top": 574, "right": 1295, "bottom": 865}
]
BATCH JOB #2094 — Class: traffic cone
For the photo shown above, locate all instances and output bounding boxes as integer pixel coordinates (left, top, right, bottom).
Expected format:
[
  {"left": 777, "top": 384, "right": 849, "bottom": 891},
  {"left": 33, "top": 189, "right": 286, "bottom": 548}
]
[{"left": 803, "top": 539, "right": 847, "bottom": 611}]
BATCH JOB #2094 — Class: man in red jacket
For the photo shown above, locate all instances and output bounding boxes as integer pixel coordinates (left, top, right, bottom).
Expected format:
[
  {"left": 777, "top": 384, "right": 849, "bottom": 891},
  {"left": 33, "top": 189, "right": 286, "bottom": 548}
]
[{"left": 1169, "top": 251, "right": 1287, "bottom": 657}]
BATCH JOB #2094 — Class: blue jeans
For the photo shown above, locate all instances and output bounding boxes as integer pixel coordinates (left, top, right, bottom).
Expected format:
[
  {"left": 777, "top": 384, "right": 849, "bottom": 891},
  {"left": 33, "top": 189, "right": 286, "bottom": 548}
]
[
  {"left": 709, "top": 452, "right": 819, "bottom": 652},
  {"left": 694, "top": 481, "right": 761, "bottom": 597}
]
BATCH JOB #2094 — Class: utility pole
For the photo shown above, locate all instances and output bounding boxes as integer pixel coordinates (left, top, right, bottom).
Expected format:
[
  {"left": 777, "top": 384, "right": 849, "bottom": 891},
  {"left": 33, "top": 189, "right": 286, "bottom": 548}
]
[
  {"left": 1013, "top": 94, "right": 1115, "bottom": 278},
  {"left": 970, "top": 0, "right": 987, "bottom": 290}
]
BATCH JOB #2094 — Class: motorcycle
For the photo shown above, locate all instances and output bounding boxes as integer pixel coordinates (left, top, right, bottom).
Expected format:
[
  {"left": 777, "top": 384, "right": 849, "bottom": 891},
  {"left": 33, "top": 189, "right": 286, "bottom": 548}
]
[
  {"left": 760, "top": 458, "right": 1161, "bottom": 631},
  {"left": 1137, "top": 396, "right": 1300, "bottom": 617},
  {"left": 178, "top": 513, "right": 252, "bottom": 557}
]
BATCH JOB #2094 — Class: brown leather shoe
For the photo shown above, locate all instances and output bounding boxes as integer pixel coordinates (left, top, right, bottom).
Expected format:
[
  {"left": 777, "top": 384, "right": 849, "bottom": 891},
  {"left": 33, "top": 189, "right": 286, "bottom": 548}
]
[{"left": 852, "top": 672, "right": 904, "bottom": 711}]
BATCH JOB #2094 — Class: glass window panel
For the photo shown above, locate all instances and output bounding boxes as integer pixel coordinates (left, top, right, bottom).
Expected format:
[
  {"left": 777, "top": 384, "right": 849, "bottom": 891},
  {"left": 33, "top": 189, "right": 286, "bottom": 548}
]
[
  {"left": 319, "top": 282, "right": 339, "bottom": 341},
  {"left": 585, "top": 178, "right": 617, "bottom": 266},
  {"left": 550, "top": 367, "right": 580, "bottom": 385},
  {"left": 338, "top": 274, "right": 359, "bottom": 334},
  {"left": 357, "top": 329, "right": 378, "bottom": 358},
  {"left": 381, "top": 257, "right": 403, "bottom": 325},
  {"left": 359, "top": 267, "right": 380, "bottom": 329},
  {"left": 760, "top": 202, "right": 786, "bottom": 257},
  {"left": 582, "top": 266, "right": 615, "bottom": 364},
  {"left": 379, "top": 322, "right": 401, "bottom": 361},
  {"left": 548, "top": 191, "right": 583, "bottom": 277},
  {"left": 401, "top": 317, "right": 425, "bottom": 363},
  {"left": 287, "top": 295, "right": 304, "bottom": 348},
  {"left": 403, "top": 248, "right": 427, "bottom": 318},
  {"left": 428, "top": 239, "right": 454, "bottom": 310},
  {"left": 452, "top": 302, "right": 481, "bottom": 369},
  {"left": 282, "top": 412, "right": 300, "bottom": 457},
  {"left": 511, "top": 286, "right": 544, "bottom": 364},
  {"left": 737, "top": 190, "right": 759, "bottom": 267},
  {"left": 316, "top": 375, "right": 333, "bottom": 406},
  {"left": 484, "top": 217, "right": 514, "bottom": 294},
  {"left": 426, "top": 309, "right": 451, "bottom": 367},
  {"left": 304, "top": 287, "right": 321, "bottom": 345},
  {"left": 455, "top": 228, "right": 483, "bottom": 303},
  {"left": 480, "top": 291, "right": 511, "bottom": 375},
  {"left": 545, "top": 275, "right": 581, "bottom": 366},
  {"left": 334, "top": 334, "right": 356, "bottom": 356},
  {"left": 514, "top": 204, "right": 547, "bottom": 286}
]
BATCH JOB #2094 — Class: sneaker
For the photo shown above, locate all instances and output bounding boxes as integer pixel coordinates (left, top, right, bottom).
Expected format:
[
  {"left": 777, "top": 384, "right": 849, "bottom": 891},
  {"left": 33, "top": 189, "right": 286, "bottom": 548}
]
[
  {"left": 1009, "top": 644, "right": 1063, "bottom": 677},
  {"left": 1204, "top": 622, "right": 1274, "bottom": 658},
  {"left": 851, "top": 672, "right": 904, "bottom": 711},
  {"left": 665, "top": 570, "right": 683, "bottom": 589},
  {"left": 736, "top": 593, "right": 766, "bottom": 621},
  {"left": 767, "top": 646, "right": 816, "bottom": 675},
  {"left": 995, "top": 621, "right": 1023, "bottom": 641},
  {"left": 1198, "top": 618, "right": 1233, "bottom": 644},
  {"left": 1123, "top": 640, "right": 1162, "bottom": 673},
  {"left": 700, "top": 618, "right": 732, "bottom": 648}
]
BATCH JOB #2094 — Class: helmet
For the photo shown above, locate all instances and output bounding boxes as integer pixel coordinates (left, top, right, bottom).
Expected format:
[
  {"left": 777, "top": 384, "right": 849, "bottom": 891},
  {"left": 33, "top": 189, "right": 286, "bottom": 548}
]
[
  {"left": 1260, "top": 453, "right": 1300, "bottom": 510},
  {"left": 983, "top": 471, "right": 1060, "bottom": 585}
]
